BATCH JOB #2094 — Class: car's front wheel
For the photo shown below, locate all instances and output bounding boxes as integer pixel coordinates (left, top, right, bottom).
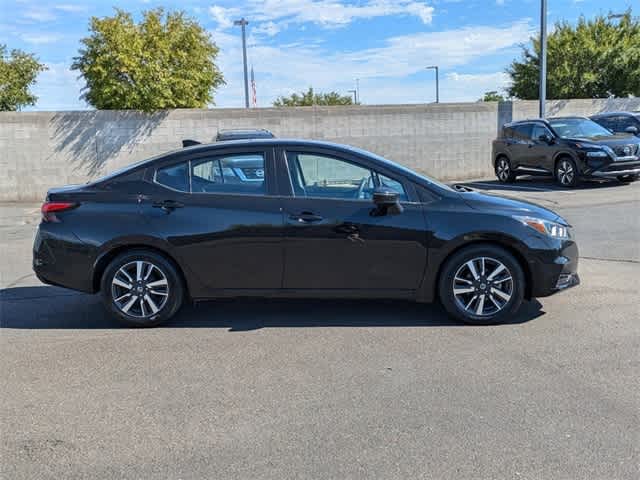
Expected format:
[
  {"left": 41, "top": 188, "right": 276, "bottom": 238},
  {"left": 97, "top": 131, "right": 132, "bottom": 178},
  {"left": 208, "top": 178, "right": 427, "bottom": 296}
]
[
  {"left": 555, "top": 157, "right": 580, "bottom": 187},
  {"left": 101, "top": 250, "right": 184, "bottom": 327},
  {"left": 438, "top": 245, "right": 525, "bottom": 325}
]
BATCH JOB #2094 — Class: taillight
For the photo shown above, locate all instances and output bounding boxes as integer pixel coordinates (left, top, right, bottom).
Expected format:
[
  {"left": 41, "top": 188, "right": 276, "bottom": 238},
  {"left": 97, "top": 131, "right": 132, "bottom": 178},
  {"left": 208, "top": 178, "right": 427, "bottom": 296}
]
[{"left": 41, "top": 201, "right": 78, "bottom": 221}]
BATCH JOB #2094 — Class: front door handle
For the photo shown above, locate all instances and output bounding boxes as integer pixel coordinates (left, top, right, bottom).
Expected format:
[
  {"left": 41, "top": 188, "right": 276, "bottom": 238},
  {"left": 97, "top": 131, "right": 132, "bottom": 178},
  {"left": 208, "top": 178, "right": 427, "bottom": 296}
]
[
  {"left": 289, "top": 212, "right": 323, "bottom": 223},
  {"left": 152, "top": 200, "right": 184, "bottom": 211}
]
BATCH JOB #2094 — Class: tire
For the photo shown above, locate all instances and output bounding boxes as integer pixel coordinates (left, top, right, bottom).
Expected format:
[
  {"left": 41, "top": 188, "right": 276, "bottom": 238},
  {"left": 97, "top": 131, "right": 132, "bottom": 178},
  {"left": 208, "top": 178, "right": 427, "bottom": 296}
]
[
  {"left": 100, "top": 249, "right": 184, "bottom": 327},
  {"left": 554, "top": 157, "right": 580, "bottom": 187},
  {"left": 495, "top": 156, "right": 517, "bottom": 183},
  {"left": 438, "top": 245, "right": 525, "bottom": 325}
]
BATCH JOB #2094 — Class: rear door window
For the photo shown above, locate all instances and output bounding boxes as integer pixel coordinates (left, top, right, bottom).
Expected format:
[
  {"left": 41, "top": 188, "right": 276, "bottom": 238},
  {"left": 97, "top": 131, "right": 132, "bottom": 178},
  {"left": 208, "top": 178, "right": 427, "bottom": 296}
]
[
  {"left": 513, "top": 124, "right": 533, "bottom": 142},
  {"left": 191, "top": 153, "right": 267, "bottom": 196}
]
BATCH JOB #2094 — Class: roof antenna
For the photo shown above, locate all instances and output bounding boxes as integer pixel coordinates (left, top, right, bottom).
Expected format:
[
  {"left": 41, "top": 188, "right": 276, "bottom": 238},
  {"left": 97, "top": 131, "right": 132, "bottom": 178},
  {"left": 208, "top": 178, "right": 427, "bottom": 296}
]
[{"left": 182, "top": 139, "right": 201, "bottom": 147}]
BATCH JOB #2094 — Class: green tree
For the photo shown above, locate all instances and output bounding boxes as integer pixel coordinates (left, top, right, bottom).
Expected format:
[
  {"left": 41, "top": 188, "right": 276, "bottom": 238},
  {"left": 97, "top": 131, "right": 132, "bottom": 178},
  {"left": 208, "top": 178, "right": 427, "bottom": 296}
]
[
  {"left": 72, "top": 8, "right": 224, "bottom": 111},
  {"left": 479, "top": 91, "right": 505, "bottom": 102},
  {"left": 507, "top": 11, "right": 640, "bottom": 99},
  {"left": 273, "top": 87, "right": 355, "bottom": 106},
  {"left": 0, "top": 45, "right": 47, "bottom": 111}
]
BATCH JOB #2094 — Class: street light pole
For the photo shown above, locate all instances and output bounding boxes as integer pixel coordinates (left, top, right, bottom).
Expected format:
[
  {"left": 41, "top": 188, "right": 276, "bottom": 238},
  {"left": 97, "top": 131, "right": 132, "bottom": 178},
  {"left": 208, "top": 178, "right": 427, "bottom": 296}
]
[
  {"left": 348, "top": 90, "right": 357, "bottom": 104},
  {"left": 426, "top": 66, "right": 439, "bottom": 103},
  {"left": 539, "top": 0, "right": 547, "bottom": 118},
  {"left": 234, "top": 18, "right": 250, "bottom": 108},
  {"left": 355, "top": 78, "right": 360, "bottom": 104}
]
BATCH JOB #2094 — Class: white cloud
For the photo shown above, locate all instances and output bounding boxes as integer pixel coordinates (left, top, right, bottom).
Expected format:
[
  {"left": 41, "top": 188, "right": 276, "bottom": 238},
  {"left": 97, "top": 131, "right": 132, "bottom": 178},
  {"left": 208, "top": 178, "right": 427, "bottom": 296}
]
[
  {"left": 29, "top": 62, "right": 87, "bottom": 111},
  {"left": 209, "top": 0, "right": 434, "bottom": 34},
  {"left": 20, "top": 33, "right": 63, "bottom": 44},
  {"left": 445, "top": 71, "right": 511, "bottom": 101},
  {"left": 54, "top": 4, "right": 88, "bottom": 13},
  {"left": 214, "top": 19, "right": 532, "bottom": 107},
  {"left": 209, "top": 5, "right": 236, "bottom": 29},
  {"left": 22, "top": 7, "right": 56, "bottom": 22},
  {"left": 253, "top": 21, "right": 281, "bottom": 37}
]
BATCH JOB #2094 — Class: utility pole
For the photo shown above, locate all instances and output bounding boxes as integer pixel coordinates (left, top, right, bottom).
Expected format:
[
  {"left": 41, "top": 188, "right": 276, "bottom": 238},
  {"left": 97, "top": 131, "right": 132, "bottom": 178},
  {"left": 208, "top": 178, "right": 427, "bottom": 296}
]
[
  {"left": 426, "top": 66, "right": 439, "bottom": 103},
  {"left": 234, "top": 18, "right": 250, "bottom": 108},
  {"left": 355, "top": 78, "right": 360, "bottom": 104},
  {"left": 348, "top": 90, "right": 357, "bottom": 104},
  {"left": 539, "top": 0, "right": 547, "bottom": 118}
]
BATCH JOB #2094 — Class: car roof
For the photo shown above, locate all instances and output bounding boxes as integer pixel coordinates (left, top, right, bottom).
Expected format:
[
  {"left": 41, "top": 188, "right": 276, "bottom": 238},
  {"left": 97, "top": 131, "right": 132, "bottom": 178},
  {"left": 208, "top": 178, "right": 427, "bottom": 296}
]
[
  {"left": 216, "top": 128, "right": 274, "bottom": 140},
  {"left": 591, "top": 111, "right": 639, "bottom": 118},
  {"left": 503, "top": 118, "right": 549, "bottom": 128}
]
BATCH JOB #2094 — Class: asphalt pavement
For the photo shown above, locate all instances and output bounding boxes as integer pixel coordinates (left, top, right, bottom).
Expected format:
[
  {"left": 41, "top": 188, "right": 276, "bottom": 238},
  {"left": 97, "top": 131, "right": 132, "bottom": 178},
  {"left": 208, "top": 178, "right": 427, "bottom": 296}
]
[{"left": 1, "top": 177, "right": 639, "bottom": 479}]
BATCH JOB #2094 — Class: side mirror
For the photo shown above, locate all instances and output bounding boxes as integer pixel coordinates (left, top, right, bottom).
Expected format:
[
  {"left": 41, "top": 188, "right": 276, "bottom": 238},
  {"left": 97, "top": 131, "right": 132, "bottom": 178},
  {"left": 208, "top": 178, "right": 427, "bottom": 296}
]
[
  {"left": 625, "top": 126, "right": 639, "bottom": 135},
  {"left": 372, "top": 188, "right": 403, "bottom": 216},
  {"left": 539, "top": 133, "right": 553, "bottom": 144}
]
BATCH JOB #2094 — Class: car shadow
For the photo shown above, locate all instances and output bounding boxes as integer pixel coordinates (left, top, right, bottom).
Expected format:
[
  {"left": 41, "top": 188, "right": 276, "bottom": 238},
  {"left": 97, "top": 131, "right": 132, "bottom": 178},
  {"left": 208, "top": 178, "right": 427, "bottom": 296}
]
[
  {"left": 458, "top": 176, "right": 629, "bottom": 193},
  {"left": 0, "top": 286, "right": 546, "bottom": 330}
]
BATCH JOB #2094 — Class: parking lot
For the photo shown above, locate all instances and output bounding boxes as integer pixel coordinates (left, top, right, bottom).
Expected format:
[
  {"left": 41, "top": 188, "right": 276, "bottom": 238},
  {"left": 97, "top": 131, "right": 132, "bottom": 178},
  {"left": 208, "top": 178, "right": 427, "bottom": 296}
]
[{"left": 1, "top": 178, "right": 639, "bottom": 479}]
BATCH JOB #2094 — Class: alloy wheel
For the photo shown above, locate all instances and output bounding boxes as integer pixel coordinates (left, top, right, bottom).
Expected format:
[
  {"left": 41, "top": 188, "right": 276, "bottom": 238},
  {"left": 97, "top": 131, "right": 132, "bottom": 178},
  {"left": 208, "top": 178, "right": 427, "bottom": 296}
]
[
  {"left": 111, "top": 260, "right": 169, "bottom": 318},
  {"left": 497, "top": 159, "right": 510, "bottom": 181},
  {"left": 452, "top": 257, "right": 513, "bottom": 317},
  {"left": 557, "top": 160, "right": 574, "bottom": 186}
]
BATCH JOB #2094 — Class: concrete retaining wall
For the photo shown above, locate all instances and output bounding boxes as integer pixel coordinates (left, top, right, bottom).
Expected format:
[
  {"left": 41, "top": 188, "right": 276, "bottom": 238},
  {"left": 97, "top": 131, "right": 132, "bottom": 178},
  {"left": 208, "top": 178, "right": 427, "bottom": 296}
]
[{"left": 1, "top": 98, "right": 639, "bottom": 201}]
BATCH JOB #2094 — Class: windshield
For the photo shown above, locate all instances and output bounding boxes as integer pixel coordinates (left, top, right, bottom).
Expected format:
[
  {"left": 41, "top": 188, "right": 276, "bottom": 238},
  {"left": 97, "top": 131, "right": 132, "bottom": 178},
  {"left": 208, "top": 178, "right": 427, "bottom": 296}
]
[{"left": 549, "top": 118, "right": 613, "bottom": 138}]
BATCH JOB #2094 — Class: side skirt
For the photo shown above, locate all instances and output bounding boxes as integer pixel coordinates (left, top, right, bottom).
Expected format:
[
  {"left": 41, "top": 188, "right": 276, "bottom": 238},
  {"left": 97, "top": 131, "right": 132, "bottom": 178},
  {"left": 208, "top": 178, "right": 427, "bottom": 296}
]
[{"left": 192, "top": 288, "right": 418, "bottom": 302}]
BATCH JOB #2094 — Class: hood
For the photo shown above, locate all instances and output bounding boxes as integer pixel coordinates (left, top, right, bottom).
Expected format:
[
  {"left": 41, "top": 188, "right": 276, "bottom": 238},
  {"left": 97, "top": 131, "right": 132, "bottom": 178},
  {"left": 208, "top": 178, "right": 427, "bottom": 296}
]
[
  {"left": 564, "top": 133, "right": 640, "bottom": 148},
  {"left": 459, "top": 191, "right": 565, "bottom": 224}
]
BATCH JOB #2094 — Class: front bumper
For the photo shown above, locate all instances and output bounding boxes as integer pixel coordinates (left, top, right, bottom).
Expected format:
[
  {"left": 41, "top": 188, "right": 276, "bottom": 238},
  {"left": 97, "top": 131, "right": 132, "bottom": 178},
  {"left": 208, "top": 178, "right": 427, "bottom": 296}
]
[
  {"left": 529, "top": 240, "right": 580, "bottom": 298},
  {"left": 589, "top": 158, "right": 640, "bottom": 178}
]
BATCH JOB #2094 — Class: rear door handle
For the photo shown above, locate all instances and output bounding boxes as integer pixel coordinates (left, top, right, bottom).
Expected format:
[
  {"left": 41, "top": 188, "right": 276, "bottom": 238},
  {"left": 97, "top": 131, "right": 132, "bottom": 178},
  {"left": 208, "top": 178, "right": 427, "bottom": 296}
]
[
  {"left": 289, "top": 212, "right": 323, "bottom": 223},
  {"left": 152, "top": 200, "right": 184, "bottom": 211}
]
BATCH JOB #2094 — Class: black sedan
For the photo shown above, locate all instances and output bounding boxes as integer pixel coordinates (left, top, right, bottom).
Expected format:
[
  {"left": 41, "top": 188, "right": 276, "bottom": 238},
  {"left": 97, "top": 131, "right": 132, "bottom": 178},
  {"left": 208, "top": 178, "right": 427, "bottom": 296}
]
[{"left": 34, "top": 139, "right": 579, "bottom": 326}]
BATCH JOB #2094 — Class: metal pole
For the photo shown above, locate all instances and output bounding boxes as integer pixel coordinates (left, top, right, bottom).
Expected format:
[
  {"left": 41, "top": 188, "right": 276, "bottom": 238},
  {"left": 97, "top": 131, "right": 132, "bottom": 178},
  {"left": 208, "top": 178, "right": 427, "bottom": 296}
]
[
  {"left": 355, "top": 78, "right": 360, "bottom": 104},
  {"left": 426, "top": 66, "right": 439, "bottom": 103},
  {"left": 234, "top": 18, "right": 250, "bottom": 108},
  {"left": 539, "top": 0, "right": 547, "bottom": 118},
  {"left": 348, "top": 90, "right": 357, "bottom": 104}
]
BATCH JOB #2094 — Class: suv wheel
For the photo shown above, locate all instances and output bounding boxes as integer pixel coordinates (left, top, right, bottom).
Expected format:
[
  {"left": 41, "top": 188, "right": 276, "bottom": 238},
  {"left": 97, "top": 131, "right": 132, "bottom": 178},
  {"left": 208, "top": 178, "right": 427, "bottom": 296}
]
[
  {"left": 495, "top": 157, "right": 516, "bottom": 183},
  {"left": 438, "top": 245, "right": 525, "bottom": 325},
  {"left": 101, "top": 250, "right": 184, "bottom": 327},
  {"left": 555, "top": 158, "right": 580, "bottom": 187}
]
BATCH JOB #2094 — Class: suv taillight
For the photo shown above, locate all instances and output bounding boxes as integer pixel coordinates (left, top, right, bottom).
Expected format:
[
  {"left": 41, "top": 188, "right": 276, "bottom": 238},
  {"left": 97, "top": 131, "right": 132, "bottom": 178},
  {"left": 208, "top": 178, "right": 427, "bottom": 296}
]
[{"left": 41, "top": 201, "right": 78, "bottom": 221}]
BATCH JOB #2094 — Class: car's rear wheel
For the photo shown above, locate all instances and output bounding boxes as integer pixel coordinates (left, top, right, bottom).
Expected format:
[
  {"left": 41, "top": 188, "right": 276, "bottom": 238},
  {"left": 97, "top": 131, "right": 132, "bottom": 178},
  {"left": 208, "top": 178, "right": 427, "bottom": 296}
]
[
  {"left": 101, "top": 250, "right": 184, "bottom": 327},
  {"left": 495, "top": 157, "right": 516, "bottom": 183},
  {"left": 555, "top": 157, "right": 580, "bottom": 187},
  {"left": 438, "top": 245, "right": 525, "bottom": 325}
]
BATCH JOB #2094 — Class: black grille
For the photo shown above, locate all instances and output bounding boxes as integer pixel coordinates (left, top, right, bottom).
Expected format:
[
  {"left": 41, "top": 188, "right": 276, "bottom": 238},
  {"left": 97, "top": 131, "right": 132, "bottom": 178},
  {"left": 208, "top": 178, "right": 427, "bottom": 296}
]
[{"left": 603, "top": 161, "right": 640, "bottom": 172}]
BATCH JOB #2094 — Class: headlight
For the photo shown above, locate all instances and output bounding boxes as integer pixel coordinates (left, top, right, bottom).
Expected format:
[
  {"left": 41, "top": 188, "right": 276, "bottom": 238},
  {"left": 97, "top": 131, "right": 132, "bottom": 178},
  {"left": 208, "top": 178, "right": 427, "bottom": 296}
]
[
  {"left": 513, "top": 215, "right": 570, "bottom": 239},
  {"left": 586, "top": 150, "right": 608, "bottom": 158}
]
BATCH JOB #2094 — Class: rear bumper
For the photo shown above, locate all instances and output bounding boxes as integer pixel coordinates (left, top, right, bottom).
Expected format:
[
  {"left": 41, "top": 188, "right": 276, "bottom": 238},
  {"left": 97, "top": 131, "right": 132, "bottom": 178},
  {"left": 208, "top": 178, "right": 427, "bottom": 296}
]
[{"left": 33, "top": 225, "right": 96, "bottom": 293}]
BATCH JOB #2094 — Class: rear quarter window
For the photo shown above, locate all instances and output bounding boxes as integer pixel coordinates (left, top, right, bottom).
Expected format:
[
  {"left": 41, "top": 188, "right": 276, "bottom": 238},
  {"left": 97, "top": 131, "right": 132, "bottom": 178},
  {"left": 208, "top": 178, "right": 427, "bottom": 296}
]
[{"left": 155, "top": 163, "right": 189, "bottom": 192}]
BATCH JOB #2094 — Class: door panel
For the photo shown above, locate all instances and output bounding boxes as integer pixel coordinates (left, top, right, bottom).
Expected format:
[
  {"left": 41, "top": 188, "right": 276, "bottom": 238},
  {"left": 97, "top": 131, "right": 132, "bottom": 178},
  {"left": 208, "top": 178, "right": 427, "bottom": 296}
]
[
  {"left": 142, "top": 148, "right": 284, "bottom": 292},
  {"left": 278, "top": 148, "right": 428, "bottom": 291},
  {"left": 282, "top": 198, "right": 427, "bottom": 290}
]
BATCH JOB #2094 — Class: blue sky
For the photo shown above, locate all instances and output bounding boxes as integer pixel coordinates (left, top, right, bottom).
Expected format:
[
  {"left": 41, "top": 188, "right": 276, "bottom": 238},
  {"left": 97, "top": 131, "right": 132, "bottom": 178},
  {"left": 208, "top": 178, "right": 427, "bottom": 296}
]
[{"left": 0, "top": 0, "right": 635, "bottom": 110}]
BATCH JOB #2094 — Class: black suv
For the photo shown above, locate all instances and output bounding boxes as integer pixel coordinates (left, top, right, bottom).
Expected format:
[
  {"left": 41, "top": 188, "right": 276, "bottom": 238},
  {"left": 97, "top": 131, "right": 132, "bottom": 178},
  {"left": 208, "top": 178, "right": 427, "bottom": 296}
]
[
  {"left": 492, "top": 117, "right": 640, "bottom": 187},
  {"left": 590, "top": 111, "right": 640, "bottom": 137}
]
